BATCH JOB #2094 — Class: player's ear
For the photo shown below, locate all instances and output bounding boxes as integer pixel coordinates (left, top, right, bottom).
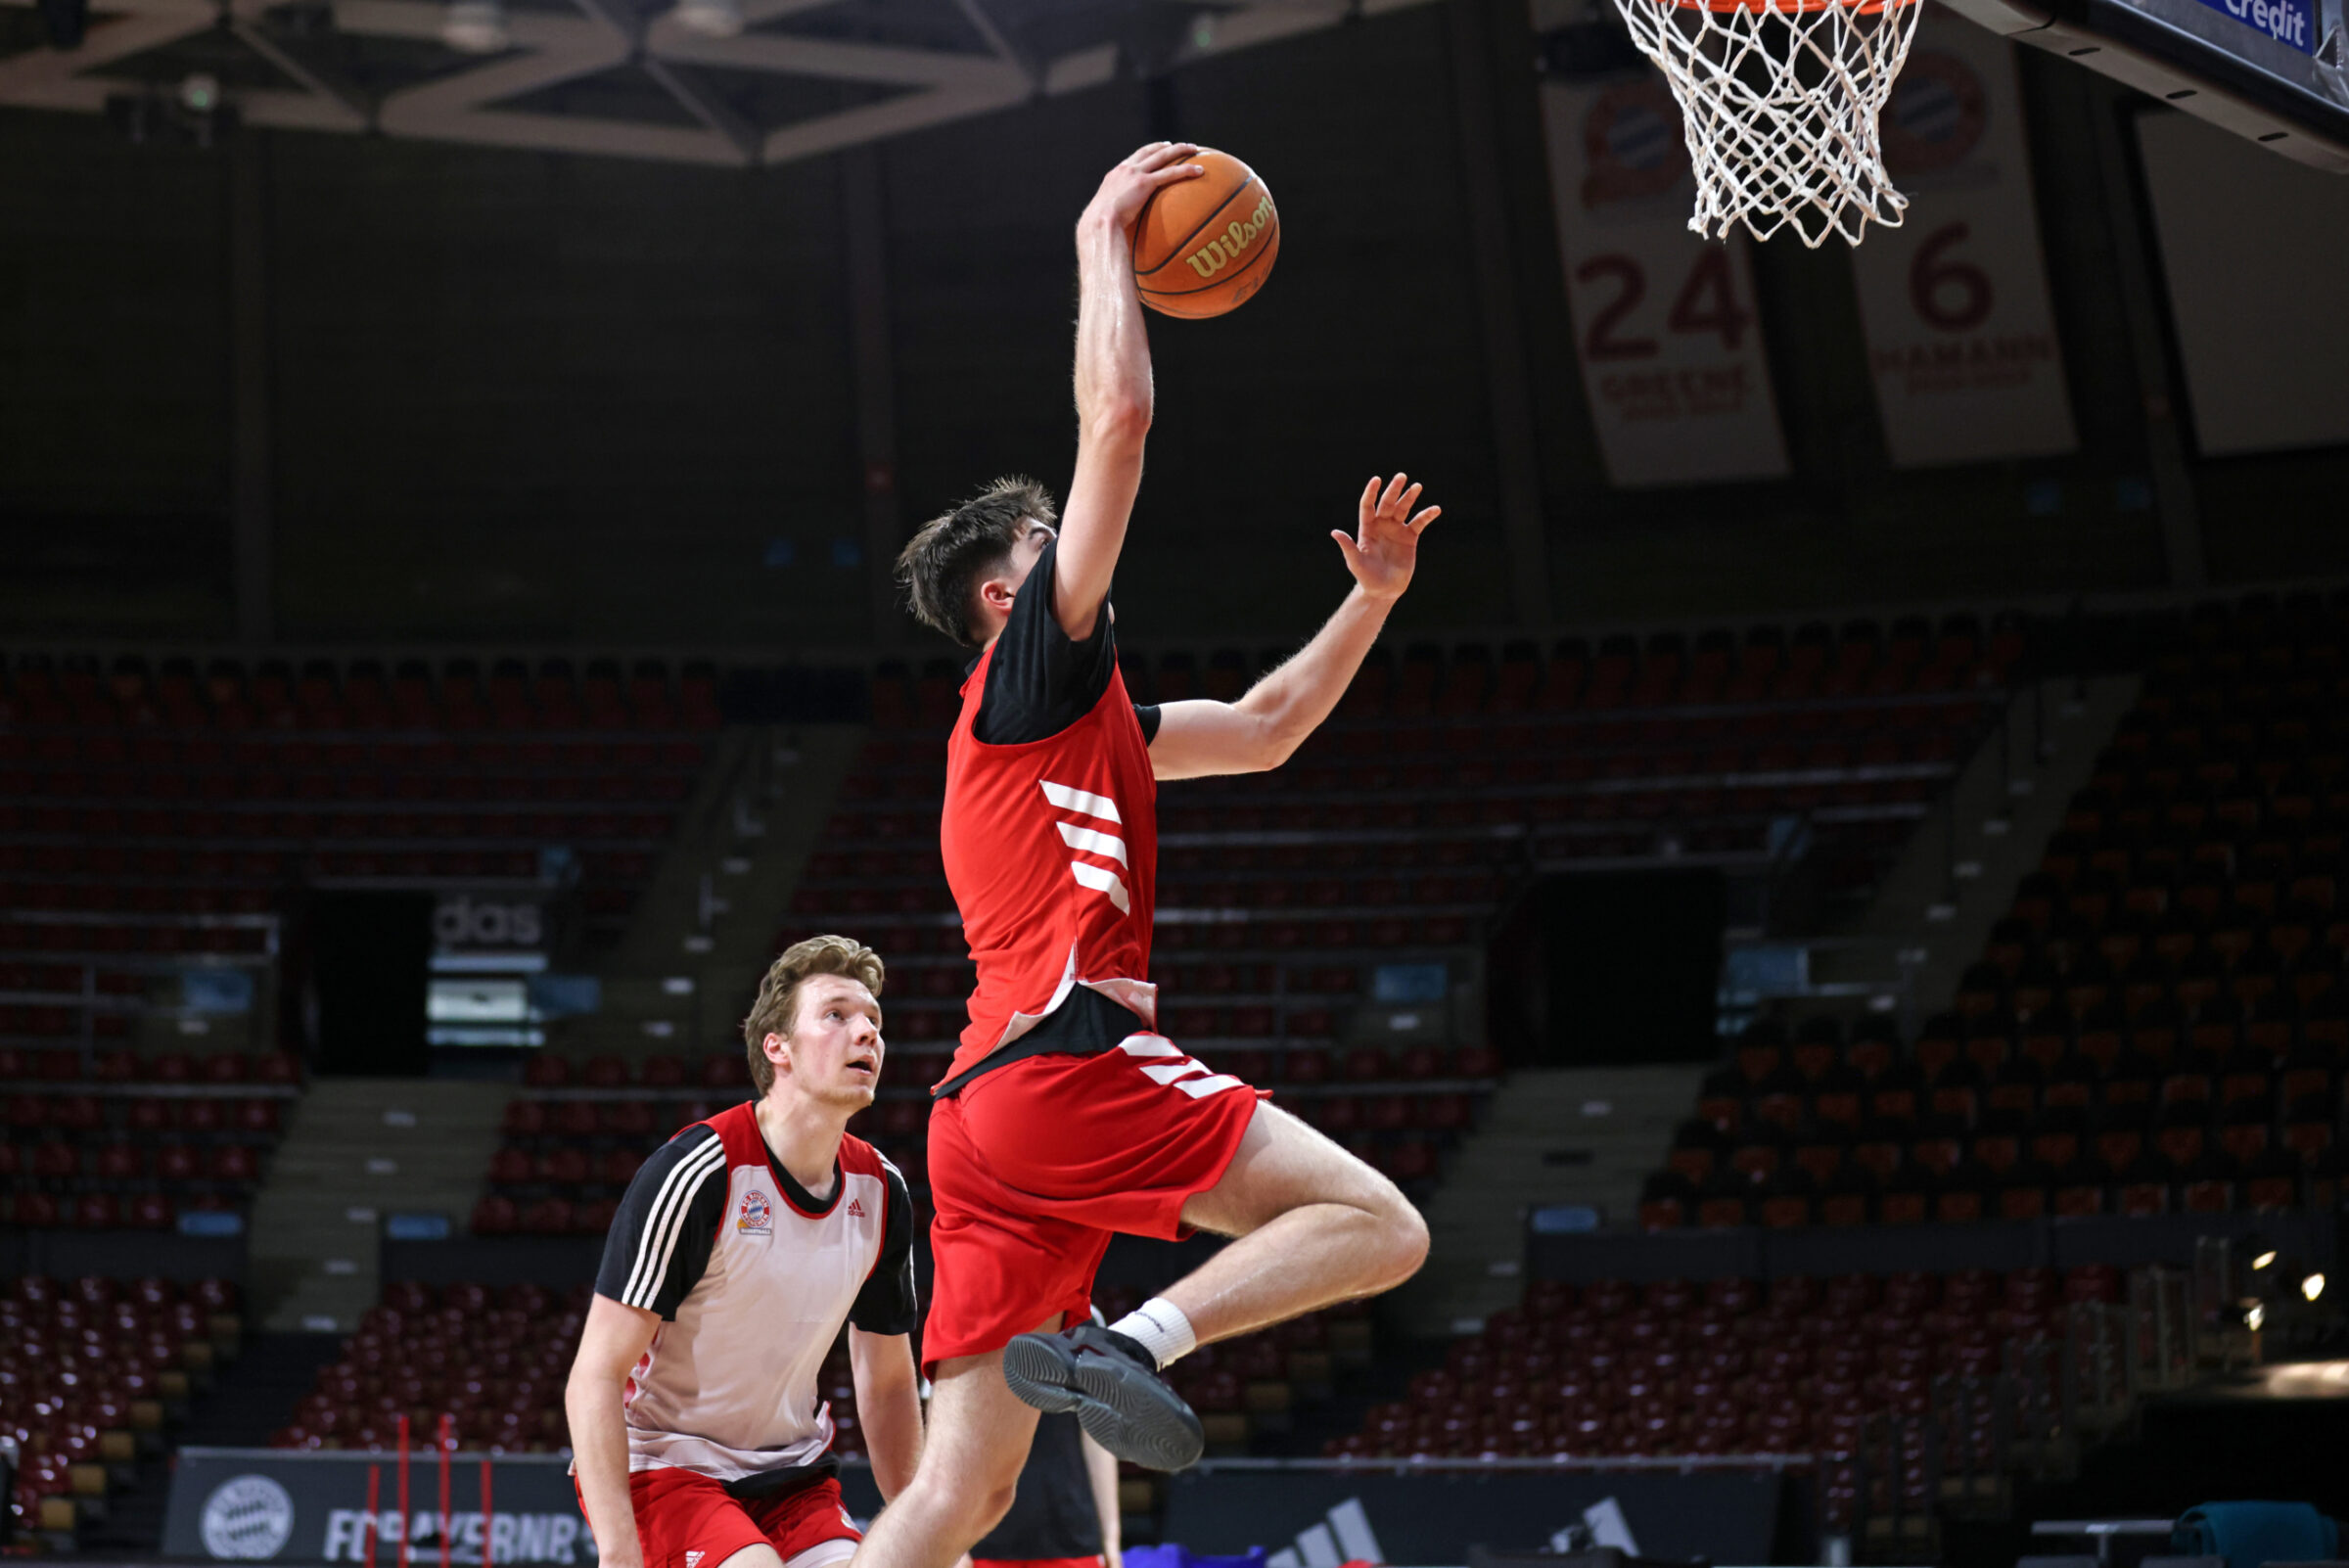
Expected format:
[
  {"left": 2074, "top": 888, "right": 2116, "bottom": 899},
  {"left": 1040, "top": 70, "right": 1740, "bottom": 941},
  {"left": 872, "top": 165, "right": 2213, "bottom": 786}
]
[{"left": 763, "top": 1031, "right": 789, "bottom": 1081}]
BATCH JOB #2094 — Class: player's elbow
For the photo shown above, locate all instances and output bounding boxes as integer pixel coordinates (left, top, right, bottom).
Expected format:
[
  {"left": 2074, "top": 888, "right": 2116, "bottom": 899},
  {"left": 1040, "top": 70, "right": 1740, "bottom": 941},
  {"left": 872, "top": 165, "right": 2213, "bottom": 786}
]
[
  {"left": 1083, "top": 395, "right": 1152, "bottom": 444},
  {"left": 1250, "top": 717, "right": 1307, "bottom": 773}
]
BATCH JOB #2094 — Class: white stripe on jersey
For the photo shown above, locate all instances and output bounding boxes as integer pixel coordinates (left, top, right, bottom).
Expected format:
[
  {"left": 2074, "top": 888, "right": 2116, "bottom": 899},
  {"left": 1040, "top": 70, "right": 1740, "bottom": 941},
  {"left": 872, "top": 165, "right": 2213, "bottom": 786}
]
[
  {"left": 1070, "top": 860, "right": 1131, "bottom": 913},
  {"left": 1117, "top": 1035, "right": 1245, "bottom": 1098},
  {"left": 1056, "top": 821, "right": 1128, "bottom": 867},
  {"left": 1039, "top": 780, "right": 1123, "bottom": 823},
  {"left": 623, "top": 1135, "right": 725, "bottom": 1310},
  {"left": 1117, "top": 1035, "right": 1183, "bottom": 1058}
]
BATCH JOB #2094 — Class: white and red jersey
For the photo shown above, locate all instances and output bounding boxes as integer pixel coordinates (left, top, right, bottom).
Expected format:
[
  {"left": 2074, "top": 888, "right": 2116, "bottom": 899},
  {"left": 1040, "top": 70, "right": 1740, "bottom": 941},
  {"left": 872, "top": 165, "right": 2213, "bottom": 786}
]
[
  {"left": 590, "top": 1102, "right": 916, "bottom": 1492},
  {"left": 939, "top": 636, "right": 1159, "bottom": 1084}
]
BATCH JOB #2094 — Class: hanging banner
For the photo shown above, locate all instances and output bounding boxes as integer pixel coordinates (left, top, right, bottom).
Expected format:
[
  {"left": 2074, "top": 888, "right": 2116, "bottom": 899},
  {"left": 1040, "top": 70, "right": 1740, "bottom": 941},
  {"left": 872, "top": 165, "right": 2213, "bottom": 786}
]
[
  {"left": 1538, "top": 74, "right": 1790, "bottom": 487},
  {"left": 1848, "top": 9, "right": 2079, "bottom": 466}
]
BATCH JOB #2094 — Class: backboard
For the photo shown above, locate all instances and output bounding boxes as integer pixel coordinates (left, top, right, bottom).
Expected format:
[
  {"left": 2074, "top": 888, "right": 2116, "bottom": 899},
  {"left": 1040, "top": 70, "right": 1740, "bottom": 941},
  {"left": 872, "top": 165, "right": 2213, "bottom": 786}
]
[{"left": 1941, "top": 0, "right": 2349, "bottom": 169}]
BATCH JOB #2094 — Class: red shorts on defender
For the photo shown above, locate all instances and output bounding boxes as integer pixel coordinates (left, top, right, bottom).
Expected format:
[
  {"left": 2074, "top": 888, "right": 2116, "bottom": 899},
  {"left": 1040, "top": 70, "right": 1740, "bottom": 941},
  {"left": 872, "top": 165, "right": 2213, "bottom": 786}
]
[
  {"left": 923, "top": 1036, "right": 1267, "bottom": 1373},
  {"left": 607, "top": 1468, "right": 860, "bottom": 1568}
]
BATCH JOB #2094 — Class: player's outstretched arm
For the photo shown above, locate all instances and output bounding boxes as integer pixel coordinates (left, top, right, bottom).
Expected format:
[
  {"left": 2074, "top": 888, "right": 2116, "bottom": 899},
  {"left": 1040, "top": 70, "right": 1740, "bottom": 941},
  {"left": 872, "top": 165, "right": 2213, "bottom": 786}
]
[
  {"left": 850, "top": 1327, "right": 924, "bottom": 1503},
  {"left": 565, "top": 1294, "right": 663, "bottom": 1568},
  {"left": 1051, "top": 142, "right": 1204, "bottom": 642},
  {"left": 1148, "top": 473, "right": 1440, "bottom": 781}
]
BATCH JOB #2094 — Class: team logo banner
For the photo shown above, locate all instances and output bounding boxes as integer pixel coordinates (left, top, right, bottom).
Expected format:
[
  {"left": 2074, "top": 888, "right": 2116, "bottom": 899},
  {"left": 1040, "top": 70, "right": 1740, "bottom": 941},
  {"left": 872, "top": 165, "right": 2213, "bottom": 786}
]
[
  {"left": 164, "top": 1449, "right": 592, "bottom": 1565},
  {"left": 1538, "top": 74, "right": 1791, "bottom": 487},
  {"left": 1847, "top": 8, "right": 2079, "bottom": 467}
]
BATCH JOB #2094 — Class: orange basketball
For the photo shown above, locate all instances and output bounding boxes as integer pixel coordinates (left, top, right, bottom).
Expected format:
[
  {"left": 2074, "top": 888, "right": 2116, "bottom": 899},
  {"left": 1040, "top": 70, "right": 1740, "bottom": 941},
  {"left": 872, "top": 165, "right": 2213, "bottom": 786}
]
[{"left": 1128, "top": 149, "right": 1279, "bottom": 319}]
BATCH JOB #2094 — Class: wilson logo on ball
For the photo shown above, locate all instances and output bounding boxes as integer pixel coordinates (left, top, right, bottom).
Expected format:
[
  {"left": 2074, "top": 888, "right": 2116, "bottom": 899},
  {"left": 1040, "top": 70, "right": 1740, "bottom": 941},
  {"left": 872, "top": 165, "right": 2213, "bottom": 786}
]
[{"left": 1184, "top": 193, "right": 1275, "bottom": 279}]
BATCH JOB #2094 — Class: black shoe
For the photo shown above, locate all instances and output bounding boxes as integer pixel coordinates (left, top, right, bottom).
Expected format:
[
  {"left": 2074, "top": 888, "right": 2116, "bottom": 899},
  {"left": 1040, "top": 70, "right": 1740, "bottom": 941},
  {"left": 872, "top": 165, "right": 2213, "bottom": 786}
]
[{"left": 1002, "top": 1323, "right": 1206, "bottom": 1471}]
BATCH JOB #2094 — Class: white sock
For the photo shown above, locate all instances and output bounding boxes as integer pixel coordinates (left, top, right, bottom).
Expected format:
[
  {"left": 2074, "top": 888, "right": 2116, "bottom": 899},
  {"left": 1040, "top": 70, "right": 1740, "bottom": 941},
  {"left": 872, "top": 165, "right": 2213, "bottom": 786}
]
[{"left": 1108, "top": 1298, "right": 1197, "bottom": 1370}]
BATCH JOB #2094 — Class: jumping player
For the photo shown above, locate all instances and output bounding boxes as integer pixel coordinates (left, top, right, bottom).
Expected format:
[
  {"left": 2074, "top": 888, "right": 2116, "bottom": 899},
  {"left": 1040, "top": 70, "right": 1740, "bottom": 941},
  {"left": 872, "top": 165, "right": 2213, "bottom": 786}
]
[
  {"left": 857, "top": 142, "right": 1436, "bottom": 1568},
  {"left": 567, "top": 936, "right": 922, "bottom": 1568}
]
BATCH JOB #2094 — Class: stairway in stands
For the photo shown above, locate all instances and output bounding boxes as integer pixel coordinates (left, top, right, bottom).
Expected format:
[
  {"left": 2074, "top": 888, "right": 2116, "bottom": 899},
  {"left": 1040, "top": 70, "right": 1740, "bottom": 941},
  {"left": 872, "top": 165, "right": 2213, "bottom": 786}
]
[
  {"left": 1393, "top": 1065, "right": 1704, "bottom": 1337},
  {"left": 251, "top": 1081, "right": 506, "bottom": 1332},
  {"left": 1812, "top": 674, "right": 2143, "bottom": 1019},
  {"left": 550, "top": 724, "right": 868, "bottom": 1072}
]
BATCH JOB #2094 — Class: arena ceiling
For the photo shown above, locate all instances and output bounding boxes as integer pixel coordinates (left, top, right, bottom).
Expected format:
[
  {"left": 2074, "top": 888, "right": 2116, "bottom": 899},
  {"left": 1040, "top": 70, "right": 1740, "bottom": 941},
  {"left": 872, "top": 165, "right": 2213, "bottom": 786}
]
[{"left": 0, "top": 0, "right": 1436, "bottom": 164}]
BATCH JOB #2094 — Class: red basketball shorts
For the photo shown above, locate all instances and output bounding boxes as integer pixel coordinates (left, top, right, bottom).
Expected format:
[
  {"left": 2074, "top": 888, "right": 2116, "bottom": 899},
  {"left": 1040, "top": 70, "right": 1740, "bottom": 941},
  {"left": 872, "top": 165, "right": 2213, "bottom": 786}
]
[
  {"left": 608, "top": 1468, "right": 861, "bottom": 1568},
  {"left": 922, "top": 1035, "right": 1267, "bottom": 1373}
]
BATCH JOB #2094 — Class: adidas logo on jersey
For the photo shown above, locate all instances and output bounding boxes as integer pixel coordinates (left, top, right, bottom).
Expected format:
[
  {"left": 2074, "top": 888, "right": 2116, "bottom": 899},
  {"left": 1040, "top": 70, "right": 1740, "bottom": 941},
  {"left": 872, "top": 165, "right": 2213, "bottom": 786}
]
[
  {"left": 845, "top": 1197, "right": 867, "bottom": 1218},
  {"left": 1040, "top": 779, "right": 1130, "bottom": 914},
  {"left": 687, "top": 1553, "right": 704, "bottom": 1566}
]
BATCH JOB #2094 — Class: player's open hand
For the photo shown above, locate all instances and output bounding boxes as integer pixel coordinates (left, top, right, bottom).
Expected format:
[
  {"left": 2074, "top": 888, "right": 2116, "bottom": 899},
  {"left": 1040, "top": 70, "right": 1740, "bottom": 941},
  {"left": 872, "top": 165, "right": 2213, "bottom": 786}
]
[
  {"left": 1082, "top": 142, "right": 1206, "bottom": 234},
  {"left": 1332, "top": 473, "right": 1439, "bottom": 604}
]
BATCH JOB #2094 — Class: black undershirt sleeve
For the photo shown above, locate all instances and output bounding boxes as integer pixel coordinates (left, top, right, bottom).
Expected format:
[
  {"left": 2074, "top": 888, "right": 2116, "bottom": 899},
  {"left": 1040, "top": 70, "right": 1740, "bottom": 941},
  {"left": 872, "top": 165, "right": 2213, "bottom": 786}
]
[
  {"left": 594, "top": 1125, "right": 726, "bottom": 1320},
  {"left": 972, "top": 534, "right": 1160, "bottom": 746},
  {"left": 848, "top": 1158, "right": 920, "bottom": 1336}
]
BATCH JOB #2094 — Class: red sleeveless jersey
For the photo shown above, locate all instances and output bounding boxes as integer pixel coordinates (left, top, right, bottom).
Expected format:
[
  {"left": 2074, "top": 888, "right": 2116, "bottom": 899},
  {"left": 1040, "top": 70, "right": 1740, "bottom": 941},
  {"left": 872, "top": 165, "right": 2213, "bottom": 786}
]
[{"left": 940, "top": 641, "right": 1158, "bottom": 1080}]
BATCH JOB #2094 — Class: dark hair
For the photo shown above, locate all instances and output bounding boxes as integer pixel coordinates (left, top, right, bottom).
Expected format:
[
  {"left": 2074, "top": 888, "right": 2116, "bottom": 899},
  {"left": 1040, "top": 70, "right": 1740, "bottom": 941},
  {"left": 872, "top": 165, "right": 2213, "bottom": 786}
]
[
  {"left": 895, "top": 477, "right": 1057, "bottom": 647},
  {"left": 741, "top": 935, "right": 885, "bottom": 1096}
]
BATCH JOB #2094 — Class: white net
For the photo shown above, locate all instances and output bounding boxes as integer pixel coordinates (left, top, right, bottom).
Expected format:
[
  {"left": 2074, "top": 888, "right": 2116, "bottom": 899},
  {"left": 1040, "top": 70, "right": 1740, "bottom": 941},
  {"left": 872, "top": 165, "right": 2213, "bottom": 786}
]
[{"left": 1610, "top": 0, "right": 1924, "bottom": 247}]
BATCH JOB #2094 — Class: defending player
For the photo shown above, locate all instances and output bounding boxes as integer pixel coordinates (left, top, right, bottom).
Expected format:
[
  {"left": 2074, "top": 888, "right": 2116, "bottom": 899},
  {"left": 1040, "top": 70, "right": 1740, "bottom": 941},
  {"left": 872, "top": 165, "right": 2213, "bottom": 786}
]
[
  {"left": 567, "top": 936, "right": 923, "bottom": 1568},
  {"left": 858, "top": 142, "right": 1435, "bottom": 1568}
]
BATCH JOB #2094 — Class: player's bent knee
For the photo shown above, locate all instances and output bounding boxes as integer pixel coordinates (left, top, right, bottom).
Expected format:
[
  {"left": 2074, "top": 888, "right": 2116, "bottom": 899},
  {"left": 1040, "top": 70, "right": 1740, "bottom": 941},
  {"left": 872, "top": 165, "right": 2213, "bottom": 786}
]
[
  {"left": 940, "top": 1479, "right": 1021, "bottom": 1552},
  {"left": 1359, "top": 1176, "right": 1429, "bottom": 1287},
  {"left": 900, "top": 1466, "right": 1019, "bottom": 1549},
  {"left": 1387, "top": 1199, "right": 1431, "bottom": 1284}
]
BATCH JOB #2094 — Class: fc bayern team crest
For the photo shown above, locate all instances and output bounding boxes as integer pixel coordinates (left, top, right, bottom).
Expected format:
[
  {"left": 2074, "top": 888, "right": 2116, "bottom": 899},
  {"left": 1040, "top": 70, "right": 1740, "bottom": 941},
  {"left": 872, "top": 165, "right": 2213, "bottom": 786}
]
[{"left": 737, "top": 1188, "right": 773, "bottom": 1234}]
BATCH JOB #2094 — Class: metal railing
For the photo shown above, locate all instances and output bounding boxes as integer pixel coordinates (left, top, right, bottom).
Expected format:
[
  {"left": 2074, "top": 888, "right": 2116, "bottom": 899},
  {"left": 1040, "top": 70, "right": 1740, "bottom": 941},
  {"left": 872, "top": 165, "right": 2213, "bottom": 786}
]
[{"left": 0, "top": 910, "right": 281, "bottom": 1071}]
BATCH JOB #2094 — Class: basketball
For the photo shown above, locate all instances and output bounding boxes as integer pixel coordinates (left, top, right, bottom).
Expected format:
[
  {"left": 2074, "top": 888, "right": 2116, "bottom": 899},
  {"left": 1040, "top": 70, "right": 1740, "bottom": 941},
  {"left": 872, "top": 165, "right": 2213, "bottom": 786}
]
[{"left": 1128, "top": 148, "right": 1280, "bottom": 319}]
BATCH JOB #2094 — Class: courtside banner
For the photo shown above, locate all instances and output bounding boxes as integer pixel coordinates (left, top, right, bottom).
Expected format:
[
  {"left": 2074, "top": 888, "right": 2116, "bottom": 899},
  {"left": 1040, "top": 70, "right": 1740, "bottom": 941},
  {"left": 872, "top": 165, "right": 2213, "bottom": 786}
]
[
  {"left": 1164, "top": 1461, "right": 1785, "bottom": 1564},
  {"left": 162, "top": 1449, "right": 591, "bottom": 1564},
  {"left": 1848, "top": 9, "right": 2078, "bottom": 467},
  {"left": 1538, "top": 73, "right": 1790, "bottom": 487}
]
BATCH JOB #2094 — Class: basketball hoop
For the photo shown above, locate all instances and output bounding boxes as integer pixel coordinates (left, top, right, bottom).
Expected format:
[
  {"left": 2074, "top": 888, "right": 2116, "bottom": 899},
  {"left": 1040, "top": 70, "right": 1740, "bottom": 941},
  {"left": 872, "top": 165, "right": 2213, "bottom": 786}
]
[{"left": 1609, "top": 0, "right": 1925, "bottom": 247}]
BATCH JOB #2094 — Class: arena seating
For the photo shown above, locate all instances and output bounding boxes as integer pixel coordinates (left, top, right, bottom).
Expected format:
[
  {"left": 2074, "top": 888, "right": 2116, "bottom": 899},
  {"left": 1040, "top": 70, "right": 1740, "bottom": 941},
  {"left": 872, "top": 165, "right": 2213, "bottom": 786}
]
[
  {"left": 0, "top": 1047, "right": 300, "bottom": 1230},
  {"left": 1644, "top": 599, "right": 2349, "bottom": 1229},
  {"left": 760, "top": 618, "right": 2019, "bottom": 1189},
  {"left": 275, "top": 1281, "right": 587, "bottom": 1453},
  {"left": 1325, "top": 1266, "right": 2122, "bottom": 1528},
  {"left": 470, "top": 1036, "right": 1497, "bottom": 1227},
  {"left": 468, "top": 1055, "right": 753, "bottom": 1236},
  {"left": 0, "top": 652, "right": 721, "bottom": 952},
  {"left": 276, "top": 1278, "right": 1368, "bottom": 1460},
  {"left": 1, "top": 1272, "right": 242, "bottom": 1540}
]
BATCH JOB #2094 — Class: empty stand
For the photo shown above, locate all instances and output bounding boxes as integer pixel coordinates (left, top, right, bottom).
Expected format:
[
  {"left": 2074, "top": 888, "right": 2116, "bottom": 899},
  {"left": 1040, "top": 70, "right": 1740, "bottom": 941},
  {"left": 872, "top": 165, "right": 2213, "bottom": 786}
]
[
  {"left": 279, "top": 1278, "right": 1370, "bottom": 1462},
  {"left": 0, "top": 652, "right": 722, "bottom": 970},
  {"left": 0, "top": 1272, "right": 242, "bottom": 1541},
  {"left": 1644, "top": 598, "right": 2349, "bottom": 1230},
  {"left": 1325, "top": 1265, "right": 2135, "bottom": 1533},
  {"left": 471, "top": 1055, "right": 753, "bottom": 1236},
  {"left": 276, "top": 1281, "right": 587, "bottom": 1453},
  {"left": 761, "top": 619, "right": 2019, "bottom": 1189},
  {"left": 0, "top": 1047, "right": 300, "bottom": 1231}
]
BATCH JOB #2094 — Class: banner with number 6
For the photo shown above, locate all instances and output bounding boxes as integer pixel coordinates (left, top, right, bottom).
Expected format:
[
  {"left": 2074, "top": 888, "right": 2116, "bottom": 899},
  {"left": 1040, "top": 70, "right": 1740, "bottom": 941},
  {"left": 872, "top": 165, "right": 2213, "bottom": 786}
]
[
  {"left": 1848, "top": 10, "right": 2078, "bottom": 467},
  {"left": 1539, "top": 74, "right": 1791, "bottom": 488}
]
